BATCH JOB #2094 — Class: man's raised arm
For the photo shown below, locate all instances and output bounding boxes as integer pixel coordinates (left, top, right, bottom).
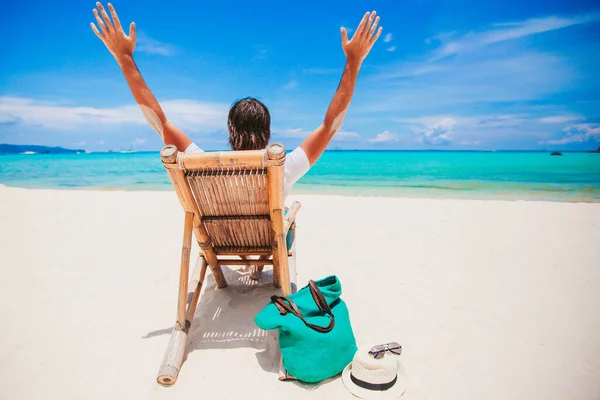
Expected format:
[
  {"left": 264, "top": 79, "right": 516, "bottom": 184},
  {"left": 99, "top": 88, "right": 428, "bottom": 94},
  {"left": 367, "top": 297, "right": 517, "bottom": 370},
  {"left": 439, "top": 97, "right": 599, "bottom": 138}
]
[
  {"left": 90, "top": 2, "right": 192, "bottom": 151},
  {"left": 300, "top": 11, "right": 382, "bottom": 165}
]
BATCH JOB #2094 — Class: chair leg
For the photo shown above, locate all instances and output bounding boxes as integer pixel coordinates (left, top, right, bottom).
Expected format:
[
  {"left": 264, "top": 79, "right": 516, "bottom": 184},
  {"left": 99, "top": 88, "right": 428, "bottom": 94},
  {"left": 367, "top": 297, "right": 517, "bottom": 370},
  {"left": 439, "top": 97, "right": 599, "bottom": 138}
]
[
  {"left": 278, "top": 224, "right": 298, "bottom": 380},
  {"left": 177, "top": 212, "right": 193, "bottom": 330},
  {"left": 157, "top": 255, "right": 208, "bottom": 386},
  {"left": 277, "top": 242, "right": 291, "bottom": 296},
  {"left": 272, "top": 209, "right": 291, "bottom": 295},
  {"left": 157, "top": 213, "right": 203, "bottom": 386},
  {"left": 272, "top": 248, "right": 281, "bottom": 288},
  {"left": 205, "top": 253, "right": 227, "bottom": 288}
]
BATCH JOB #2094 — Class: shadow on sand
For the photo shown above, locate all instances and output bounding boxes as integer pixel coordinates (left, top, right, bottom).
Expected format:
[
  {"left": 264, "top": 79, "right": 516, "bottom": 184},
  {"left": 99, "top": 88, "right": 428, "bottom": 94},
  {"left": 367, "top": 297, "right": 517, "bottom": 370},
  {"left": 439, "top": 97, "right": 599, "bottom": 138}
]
[{"left": 143, "top": 266, "right": 281, "bottom": 374}]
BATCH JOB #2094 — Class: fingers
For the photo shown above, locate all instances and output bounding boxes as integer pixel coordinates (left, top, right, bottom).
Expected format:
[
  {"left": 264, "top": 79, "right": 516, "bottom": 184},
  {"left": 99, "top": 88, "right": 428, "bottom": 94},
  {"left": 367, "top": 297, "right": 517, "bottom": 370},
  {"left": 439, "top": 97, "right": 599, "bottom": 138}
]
[
  {"left": 355, "top": 11, "right": 370, "bottom": 35},
  {"left": 340, "top": 27, "right": 349, "bottom": 45},
  {"left": 368, "top": 16, "right": 380, "bottom": 37},
  {"left": 108, "top": 3, "right": 122, "bottom": 31},
  {"left": 362, "top": 11, "right": 376, "bottom": 36},
  {"left": 96, "top": 2, "right": 114, "bottom": 32},
  {"left": 93, "top": 9, "right": 107, "bottom": 34},
  {"left": 90, "top": 22, "right": 103, "bottom": 39},
  {"left": 129, "top": 22, "right": 136, "bottom": 42},
  {"left": 371, "top": 26, "right": 383, "bottom": 43}
]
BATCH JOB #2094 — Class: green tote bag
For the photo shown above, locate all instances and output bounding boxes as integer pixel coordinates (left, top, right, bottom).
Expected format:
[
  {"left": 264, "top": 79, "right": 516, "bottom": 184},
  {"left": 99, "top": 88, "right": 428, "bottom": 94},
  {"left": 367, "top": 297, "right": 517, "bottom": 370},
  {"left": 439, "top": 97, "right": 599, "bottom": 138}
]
[{"left": 255, "top": 275, "right": 357, "bottom": 383}]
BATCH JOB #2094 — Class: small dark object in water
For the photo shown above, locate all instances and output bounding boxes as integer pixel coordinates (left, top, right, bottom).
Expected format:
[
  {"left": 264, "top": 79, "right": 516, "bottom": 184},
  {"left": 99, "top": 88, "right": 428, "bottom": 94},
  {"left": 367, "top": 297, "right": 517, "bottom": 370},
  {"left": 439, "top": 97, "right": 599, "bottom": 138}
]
[{"left": 551, "top": 152, "right": 562, "bottom": 156}]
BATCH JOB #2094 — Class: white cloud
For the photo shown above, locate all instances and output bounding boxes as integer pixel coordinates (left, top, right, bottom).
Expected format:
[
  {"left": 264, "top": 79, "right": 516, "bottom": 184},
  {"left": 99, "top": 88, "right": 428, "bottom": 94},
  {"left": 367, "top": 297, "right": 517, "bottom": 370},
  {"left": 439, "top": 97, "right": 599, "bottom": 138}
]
[
  {"left": 0, "top": 113, "right": 20, "bottom": 124},
  {"left": 392, "top": 113, "right": 600, "bottom": 148},
  {"left": 538, "top": 115, "right": 583, "bottom": 124},
  {"left": 396, "top": 113, "right": 585, "bottom": 130},
  {"left": 370, "top": 13, "right": 600, "bottom": 110},
  {"left": 369, "top": 130, "right": 399, "bottom": 143},
  {"left": 431, "top": 14, "right": 599, "bottom": 60},
  {"left": 384, "top": 33, "right": 393, "bottom": 43},
  {"left": 0, "top": 96, "right": 229, "bottom": 132},
  {"left": 137, "top": 33, "right": 178, "bottom": 56},
  {"left": 546, "top": 123, "right": 600, "bottom": 144},
  {"left": 282, "top": 80, "right": 298, "bottom": 90},
  {"left": 0, "top": 96, "right": 143, "bottom": 129},
  {"left": 544, "top": 135, "right": 585, "bottom": 145},
  {"left": 161, "top": 100, "right": 229, "bottom": 132},
  {"left": 386, "top": 46, "right": 397, "bottom": 52},
  {"left": 414, "top": 117, "right": 456, "bottom": 145},
  {"left": 366, "top": 51, "right": 572, "bottom": 112},
  {"left": 254, "top": 48, "right": 268, "bottom": 60},
  {"left": 334, "top": 131, "right": 360, "bottom": 141}
]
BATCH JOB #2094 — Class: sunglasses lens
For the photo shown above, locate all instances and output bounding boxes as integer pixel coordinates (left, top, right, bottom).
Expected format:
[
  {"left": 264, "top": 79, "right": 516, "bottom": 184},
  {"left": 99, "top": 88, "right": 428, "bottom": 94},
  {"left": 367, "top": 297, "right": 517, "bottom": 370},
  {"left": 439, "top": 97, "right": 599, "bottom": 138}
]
[
  {"left": 369, "top": 344, "right": 385, "bottom": 359},
  {"left": 389, "top": 347, "right": 402, "bottom": 355},
  {"left": 371, "top": 345, "right": 385, "bottom": 353}
]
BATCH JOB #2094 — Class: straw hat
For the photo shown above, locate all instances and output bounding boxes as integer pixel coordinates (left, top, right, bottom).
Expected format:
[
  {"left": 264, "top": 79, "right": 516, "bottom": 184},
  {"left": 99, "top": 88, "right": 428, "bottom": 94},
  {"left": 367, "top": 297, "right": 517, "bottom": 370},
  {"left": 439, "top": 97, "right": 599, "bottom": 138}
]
[{"left": 342, "top": 345, "right": 407, "bottom": 399}]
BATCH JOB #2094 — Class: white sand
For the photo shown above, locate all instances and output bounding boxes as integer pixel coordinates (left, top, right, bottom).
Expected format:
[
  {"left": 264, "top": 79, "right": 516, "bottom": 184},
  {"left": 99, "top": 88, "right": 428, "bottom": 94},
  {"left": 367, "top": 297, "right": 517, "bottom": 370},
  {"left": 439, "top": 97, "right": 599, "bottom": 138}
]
[{"left": 0, "top": 186, "right": 599, "bottom": 399}]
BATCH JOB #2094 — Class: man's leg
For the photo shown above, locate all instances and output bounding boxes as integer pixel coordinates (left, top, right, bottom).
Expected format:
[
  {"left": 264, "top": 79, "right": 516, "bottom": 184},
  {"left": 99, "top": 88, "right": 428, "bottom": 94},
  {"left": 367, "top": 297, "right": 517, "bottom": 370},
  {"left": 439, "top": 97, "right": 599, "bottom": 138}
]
[
  {"left": 250, "top": 255, "right": 270, "bottom": 280},
  {"left": 239, "top": 255, "right": 269, "bottom": 280}
]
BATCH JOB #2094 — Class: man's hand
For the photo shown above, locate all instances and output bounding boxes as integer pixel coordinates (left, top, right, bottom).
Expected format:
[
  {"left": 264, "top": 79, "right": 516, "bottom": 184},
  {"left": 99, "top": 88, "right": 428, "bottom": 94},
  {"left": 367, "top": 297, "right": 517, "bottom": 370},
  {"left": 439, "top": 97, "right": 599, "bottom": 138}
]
[
  {"left": 90, "top": 2, "right": 136, "bottom": 64},
  {"left": 300, "top": 11, "right": 382, "bottom": 165},
  {"left": 341, "top": 11, "right": 382, "bottom": 65},
  {"left": 90, "top": 2, "right": 192, "bottom": 151}
]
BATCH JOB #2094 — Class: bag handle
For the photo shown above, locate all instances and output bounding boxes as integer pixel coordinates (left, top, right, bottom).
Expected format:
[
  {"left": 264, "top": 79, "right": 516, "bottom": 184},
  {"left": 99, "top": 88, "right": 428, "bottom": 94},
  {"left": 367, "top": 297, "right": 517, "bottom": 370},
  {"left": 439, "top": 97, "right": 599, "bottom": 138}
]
[{"left": 270, "top": 280, "right": 335, "bottom": 333}]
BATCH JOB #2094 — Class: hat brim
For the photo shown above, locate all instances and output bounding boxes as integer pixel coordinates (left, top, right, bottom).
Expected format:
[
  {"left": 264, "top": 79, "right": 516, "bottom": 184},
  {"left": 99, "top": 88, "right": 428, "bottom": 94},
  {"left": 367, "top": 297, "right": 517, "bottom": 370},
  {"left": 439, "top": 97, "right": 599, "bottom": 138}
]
[{"left": 341, "top": 358, "right": 407, "bottom": 399}]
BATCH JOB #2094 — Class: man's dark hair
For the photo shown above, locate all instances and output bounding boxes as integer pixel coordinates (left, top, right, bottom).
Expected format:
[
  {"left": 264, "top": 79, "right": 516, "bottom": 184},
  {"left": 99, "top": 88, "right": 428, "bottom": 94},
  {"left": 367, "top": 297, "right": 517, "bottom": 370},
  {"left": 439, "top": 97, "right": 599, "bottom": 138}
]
[{"left": 227, "top": 97, "right": 271, "bottom": 151}]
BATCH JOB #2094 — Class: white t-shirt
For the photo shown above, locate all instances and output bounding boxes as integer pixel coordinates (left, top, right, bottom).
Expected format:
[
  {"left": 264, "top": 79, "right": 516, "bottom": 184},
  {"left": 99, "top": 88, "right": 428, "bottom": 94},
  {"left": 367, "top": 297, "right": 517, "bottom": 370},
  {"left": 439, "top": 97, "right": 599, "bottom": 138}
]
[{"left": 185, "top": 143, "right": 310, "bottom": 199}]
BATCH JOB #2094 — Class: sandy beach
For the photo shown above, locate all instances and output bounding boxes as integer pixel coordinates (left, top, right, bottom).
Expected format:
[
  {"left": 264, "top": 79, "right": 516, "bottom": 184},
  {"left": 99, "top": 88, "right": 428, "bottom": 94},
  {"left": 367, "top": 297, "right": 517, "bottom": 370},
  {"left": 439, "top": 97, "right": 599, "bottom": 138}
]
[{"left": 0, "top": 185, "right": 599, "bottom": 399}]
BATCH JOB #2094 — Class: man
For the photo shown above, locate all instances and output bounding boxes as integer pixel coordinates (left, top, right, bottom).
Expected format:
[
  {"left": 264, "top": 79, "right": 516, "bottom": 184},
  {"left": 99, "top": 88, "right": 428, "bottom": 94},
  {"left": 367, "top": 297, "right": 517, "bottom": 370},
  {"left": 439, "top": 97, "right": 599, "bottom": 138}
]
[{"left": 91, "top": 2, "right": 382, "bottom": 277}]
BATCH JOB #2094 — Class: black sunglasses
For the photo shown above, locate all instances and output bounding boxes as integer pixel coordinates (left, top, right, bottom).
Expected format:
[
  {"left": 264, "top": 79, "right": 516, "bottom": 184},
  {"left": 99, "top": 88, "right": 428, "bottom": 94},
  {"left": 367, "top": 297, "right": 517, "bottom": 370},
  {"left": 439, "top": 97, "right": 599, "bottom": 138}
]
[{"left": 369, "top": 342, "right": 402, "bottom": 359}]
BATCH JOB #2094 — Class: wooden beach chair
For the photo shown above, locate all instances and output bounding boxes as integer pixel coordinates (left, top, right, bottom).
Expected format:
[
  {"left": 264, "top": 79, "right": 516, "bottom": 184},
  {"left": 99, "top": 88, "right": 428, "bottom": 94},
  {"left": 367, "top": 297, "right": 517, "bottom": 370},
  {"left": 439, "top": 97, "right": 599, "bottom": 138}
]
[{"left": 157, "top": 143, "right": 301, "bottom": 386}]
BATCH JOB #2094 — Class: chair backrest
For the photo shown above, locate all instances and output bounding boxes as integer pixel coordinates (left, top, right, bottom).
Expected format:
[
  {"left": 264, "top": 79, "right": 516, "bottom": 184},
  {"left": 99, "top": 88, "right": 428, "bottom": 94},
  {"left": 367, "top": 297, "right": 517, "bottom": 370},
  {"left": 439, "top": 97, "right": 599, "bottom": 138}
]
[{"left": 160, "top": 143, "right": 286, "bottom": 257}]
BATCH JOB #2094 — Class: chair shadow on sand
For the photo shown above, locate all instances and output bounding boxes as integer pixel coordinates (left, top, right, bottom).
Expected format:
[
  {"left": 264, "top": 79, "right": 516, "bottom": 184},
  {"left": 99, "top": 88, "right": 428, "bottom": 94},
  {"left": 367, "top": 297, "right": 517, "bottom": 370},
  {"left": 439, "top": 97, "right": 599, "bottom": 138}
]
[{"left": 143, "top": 265, "right": 282, "bottom": 374}]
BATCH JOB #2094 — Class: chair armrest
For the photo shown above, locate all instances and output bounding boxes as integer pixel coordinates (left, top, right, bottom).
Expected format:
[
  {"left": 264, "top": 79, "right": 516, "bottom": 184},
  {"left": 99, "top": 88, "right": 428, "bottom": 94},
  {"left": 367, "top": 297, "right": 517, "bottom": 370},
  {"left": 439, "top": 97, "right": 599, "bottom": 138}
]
[{"left": 284, "top": 201, "right": 301, "bottom": 236}]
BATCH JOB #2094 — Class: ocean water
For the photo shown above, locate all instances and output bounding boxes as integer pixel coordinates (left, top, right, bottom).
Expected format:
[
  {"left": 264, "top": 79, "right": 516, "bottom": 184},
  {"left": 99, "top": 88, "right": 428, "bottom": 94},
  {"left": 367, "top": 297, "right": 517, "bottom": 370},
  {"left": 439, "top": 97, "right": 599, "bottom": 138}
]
[{"left": 1, "top": 151, "right": 599, "bottom": 202}]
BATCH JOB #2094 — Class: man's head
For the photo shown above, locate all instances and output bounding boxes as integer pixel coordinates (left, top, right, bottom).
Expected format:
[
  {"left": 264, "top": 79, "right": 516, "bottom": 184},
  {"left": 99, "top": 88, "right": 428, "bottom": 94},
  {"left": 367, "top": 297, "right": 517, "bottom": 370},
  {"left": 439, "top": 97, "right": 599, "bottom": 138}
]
[{"left": 227, "top": 97, "right": 271, "bottom": 151}]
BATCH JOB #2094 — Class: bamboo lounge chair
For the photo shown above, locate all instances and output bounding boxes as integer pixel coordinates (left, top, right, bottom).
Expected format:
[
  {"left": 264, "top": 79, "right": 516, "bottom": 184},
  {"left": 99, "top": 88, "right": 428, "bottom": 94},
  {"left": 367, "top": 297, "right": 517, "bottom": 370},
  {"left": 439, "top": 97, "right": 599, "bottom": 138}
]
[{"left": 157, "top": 143, "right": 301, "bottom": 386}]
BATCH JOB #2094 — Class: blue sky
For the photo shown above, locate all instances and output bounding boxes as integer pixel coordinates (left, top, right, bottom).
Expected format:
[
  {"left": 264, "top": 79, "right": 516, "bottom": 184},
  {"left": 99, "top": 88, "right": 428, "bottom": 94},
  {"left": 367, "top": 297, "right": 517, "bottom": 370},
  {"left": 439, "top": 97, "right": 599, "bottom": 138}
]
[{"left": 1, "top": 0, "right": 599, "bottom": 151}]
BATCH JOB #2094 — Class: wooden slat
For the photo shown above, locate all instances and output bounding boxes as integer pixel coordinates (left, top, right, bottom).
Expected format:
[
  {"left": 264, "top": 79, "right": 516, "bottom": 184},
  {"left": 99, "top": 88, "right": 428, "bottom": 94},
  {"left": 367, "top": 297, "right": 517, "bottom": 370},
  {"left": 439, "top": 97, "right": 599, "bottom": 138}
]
[
  {"left": 217, "top": 259, "right": 273, "bottom": 266},
  {"left": 214, "top": 247, "right": 272, "bottom": 255},
  {"left": 203, "top": 220, "right": 270, "bottom": 248},
  {"left": 187, "top": 168, "right": 273, "bottom": 250},
  {"left": 181, "top": 151, "right": 266, "bottom": 170}
]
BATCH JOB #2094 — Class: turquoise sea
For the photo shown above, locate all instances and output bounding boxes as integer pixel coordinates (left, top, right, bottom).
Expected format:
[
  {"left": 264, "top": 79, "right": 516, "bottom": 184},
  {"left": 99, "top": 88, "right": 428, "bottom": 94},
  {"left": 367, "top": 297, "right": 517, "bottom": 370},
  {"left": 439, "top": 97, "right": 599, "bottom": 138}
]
[{"left": 1, "top": 151, "right": 599, "bottom": 202}]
